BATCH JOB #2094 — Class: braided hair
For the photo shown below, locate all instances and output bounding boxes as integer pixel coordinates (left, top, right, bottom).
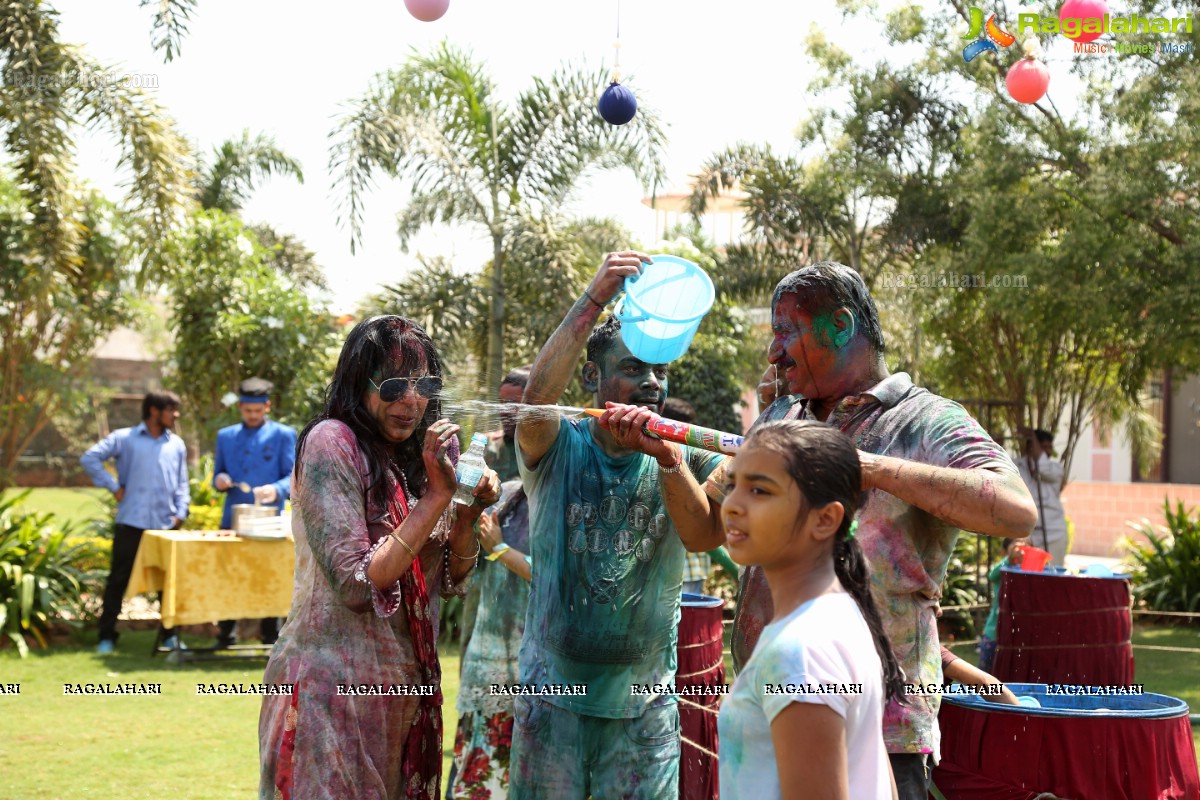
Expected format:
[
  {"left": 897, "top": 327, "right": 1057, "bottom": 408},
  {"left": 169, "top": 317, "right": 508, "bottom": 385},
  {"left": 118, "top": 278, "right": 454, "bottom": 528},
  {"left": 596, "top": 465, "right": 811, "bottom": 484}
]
[{"left": 744, "top": 419, "right": 906, "bottom": 702}]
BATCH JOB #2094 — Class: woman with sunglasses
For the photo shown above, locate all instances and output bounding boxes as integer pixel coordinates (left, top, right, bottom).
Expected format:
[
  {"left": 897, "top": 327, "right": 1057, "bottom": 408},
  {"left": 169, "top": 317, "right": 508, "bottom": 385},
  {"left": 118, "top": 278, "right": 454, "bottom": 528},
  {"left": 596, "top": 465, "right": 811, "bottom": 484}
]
[{"left": 259, "top": 316, "right": 501, "bottom": 800}]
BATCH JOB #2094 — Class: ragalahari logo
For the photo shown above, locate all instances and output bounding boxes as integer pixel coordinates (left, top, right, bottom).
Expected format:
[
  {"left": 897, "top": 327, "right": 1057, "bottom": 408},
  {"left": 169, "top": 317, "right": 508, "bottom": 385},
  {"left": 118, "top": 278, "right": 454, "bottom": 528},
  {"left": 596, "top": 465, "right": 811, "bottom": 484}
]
[{"left": 962, "top": 7, "right": 1016, "bottom": 61}]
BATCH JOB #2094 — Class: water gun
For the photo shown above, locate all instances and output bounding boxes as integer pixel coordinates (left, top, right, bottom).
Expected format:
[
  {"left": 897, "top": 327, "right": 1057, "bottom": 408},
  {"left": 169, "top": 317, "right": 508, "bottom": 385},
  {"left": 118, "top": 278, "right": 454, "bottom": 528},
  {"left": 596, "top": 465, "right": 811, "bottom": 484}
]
[{"left": 583, "top": 408, "right": 743, "bottom": 455}]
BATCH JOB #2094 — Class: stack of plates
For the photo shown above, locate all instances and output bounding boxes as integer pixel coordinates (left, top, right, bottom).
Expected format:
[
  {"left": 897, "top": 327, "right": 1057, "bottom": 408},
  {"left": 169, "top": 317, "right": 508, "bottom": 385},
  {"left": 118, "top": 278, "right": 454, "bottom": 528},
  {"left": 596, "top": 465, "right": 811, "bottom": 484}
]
[{"left": 237, "top": 515, "right": 288, "bottom": 540}]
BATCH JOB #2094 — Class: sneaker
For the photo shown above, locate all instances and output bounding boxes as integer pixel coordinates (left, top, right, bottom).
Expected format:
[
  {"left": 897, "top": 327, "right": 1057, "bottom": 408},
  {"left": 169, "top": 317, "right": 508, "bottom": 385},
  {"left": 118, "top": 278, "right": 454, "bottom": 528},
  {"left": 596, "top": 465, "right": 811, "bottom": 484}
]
[
  {"left": 96, "top": 639, "right": 115, "bottom": 655},
  {"left": 162, "top": 635, "right": 188, "bottom": 651}
]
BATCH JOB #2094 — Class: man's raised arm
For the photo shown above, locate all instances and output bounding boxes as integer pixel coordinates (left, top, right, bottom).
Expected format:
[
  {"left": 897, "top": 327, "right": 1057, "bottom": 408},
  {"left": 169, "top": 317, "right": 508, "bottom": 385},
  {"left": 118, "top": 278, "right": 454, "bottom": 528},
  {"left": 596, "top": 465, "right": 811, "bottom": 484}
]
[{"left": 517, "top": 250, "right": 649, "bottom": 470}]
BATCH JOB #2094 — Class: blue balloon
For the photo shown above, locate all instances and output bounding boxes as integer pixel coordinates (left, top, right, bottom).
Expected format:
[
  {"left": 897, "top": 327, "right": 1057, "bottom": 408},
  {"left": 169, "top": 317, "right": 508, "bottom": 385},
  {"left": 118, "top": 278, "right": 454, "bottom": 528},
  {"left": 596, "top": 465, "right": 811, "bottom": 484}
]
[{"left": 598, "top": 81, "right": 637, "bottom": 125}]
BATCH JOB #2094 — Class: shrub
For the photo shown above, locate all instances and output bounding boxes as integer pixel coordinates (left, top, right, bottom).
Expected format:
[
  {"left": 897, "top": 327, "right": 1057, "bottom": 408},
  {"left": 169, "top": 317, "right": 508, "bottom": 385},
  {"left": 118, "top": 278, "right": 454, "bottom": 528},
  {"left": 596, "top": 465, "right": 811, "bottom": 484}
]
[
  {"left": 188, "top": 453, "right": 225, "bottom": 530},
  {"left": 1122, "top": 500, "right": 1200, "bottom": 613},
  {"left": 0, "top": 492, "right": 105, "bottom": 656}
]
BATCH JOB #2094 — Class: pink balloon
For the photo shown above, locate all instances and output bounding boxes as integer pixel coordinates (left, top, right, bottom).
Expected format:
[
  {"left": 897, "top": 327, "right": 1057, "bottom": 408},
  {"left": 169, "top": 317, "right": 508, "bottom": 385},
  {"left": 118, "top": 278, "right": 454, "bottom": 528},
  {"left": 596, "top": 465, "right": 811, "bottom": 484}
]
[
  {"left": 404, "top": 0, "right": 449, "bottom": 22},
  {"left": 1059, "top": 0, "right": 1108, "bottom": 43},
  {"left": 1006, "top": 58, "right": 1051, "bottom": 104}
]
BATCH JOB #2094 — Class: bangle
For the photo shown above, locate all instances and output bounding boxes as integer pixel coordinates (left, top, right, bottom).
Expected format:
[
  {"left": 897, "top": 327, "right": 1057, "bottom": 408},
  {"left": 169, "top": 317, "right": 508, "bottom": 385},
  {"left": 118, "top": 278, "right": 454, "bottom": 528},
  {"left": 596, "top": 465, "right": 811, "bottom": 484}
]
[
  {"left": 450, "top": 541, "right": 481, "bottom": 561},
  {"left": 658, "top": 448, "right": 684, "bottom": 474},
  {"left": 390, "top": 531, "right": 417, "bottom": 558},
  {"left": 583, "top": 290, "right": 605, "bottom": 309},
  {"left": 486, "top": 542, "right": 511, "bottom": 561}
]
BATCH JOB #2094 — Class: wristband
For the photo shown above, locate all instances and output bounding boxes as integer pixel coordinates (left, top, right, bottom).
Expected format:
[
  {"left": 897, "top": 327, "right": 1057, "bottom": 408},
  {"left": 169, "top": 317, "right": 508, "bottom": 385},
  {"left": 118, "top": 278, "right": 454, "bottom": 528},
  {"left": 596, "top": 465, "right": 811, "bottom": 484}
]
[
  {"left": 583, "top": 290, "right": 605, "bottom": 309},
  {"left": 486, "top": 542, "right": 511, "bottom": 561}
]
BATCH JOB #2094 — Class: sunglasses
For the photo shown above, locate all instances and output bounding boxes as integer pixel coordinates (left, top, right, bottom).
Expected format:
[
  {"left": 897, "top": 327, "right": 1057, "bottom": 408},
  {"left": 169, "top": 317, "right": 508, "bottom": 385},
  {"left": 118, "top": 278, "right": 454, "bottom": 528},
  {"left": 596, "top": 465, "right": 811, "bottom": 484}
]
[{"left": 370, "top": 375, "right": 444, "bottom": 402}]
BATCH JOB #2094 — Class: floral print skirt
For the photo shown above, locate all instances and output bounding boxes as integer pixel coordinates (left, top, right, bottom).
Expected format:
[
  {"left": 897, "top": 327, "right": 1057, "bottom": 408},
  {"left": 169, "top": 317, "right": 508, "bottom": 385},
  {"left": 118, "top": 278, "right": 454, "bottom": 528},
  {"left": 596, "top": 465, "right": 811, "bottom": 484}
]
[{"left": 446, "top": 710, "right": 513, "bottom": 799}]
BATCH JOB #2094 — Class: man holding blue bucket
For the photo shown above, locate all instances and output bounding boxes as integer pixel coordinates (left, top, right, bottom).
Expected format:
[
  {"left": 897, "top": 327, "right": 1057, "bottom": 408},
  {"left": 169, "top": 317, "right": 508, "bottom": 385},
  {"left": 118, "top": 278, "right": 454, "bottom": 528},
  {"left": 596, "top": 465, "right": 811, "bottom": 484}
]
[{"left": 510, "top": 251, "right": 725, "bottom": 800}]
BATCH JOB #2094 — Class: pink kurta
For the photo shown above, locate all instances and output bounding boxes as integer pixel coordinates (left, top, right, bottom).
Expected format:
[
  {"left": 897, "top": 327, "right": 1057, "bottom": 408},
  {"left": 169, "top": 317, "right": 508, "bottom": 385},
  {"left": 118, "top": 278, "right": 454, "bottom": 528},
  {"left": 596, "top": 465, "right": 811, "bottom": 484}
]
[{"left": 259, "top": 419, "right": 467, "bottom": 800}]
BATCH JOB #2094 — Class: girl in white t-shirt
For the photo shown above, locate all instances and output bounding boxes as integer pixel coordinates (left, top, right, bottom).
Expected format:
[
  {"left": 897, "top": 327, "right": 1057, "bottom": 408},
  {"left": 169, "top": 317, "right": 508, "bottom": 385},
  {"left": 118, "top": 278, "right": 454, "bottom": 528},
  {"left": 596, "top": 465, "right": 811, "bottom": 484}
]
[{"left": 718, "top": 420, "right": 904, "bottom": 800}]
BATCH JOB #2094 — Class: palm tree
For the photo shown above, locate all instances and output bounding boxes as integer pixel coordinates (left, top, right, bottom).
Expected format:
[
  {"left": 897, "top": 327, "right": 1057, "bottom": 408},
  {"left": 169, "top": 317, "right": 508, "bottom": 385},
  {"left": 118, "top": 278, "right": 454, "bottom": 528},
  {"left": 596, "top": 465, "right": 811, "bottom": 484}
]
[
  {"left": 330, "top": 42, "right": 666, "bottom": 393},
  {"left": 195, "top": 129, "right": 304, "bottom": 213},
  {"left": 0, "top": 0, "right": 193, "bottom": 484},
  {"left": 0, "top": 0, "right": 192, "bottom": 282},
  {"left": 362, "top": 215, "right": 629, "bottom": 391}
]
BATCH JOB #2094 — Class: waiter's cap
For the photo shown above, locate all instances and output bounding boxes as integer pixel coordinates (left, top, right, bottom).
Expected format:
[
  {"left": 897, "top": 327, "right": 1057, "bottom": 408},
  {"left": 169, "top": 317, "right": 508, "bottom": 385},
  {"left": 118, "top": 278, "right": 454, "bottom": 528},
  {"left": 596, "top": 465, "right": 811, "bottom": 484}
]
[{"left": 238, "top": 377, "right": 273, "bottom": 404}]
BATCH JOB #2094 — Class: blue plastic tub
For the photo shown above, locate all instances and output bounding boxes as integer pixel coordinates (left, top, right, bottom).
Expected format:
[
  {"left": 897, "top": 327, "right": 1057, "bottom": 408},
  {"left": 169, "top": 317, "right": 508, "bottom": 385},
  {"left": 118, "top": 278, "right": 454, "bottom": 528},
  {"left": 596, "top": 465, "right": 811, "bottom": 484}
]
[
  {"left": 680, "top": 592, "right": 723, "bottom": 608},
  {"left": 942, "top": 682, "right": 1190, "bottom": 719}
]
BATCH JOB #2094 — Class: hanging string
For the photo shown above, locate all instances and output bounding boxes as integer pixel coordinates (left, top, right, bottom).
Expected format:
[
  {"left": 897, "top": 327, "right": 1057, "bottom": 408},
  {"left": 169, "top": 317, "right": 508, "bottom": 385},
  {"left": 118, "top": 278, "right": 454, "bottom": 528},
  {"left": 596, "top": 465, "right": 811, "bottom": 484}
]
[{"left": 612, "top": 0, "right": 622, "bottom": 83}]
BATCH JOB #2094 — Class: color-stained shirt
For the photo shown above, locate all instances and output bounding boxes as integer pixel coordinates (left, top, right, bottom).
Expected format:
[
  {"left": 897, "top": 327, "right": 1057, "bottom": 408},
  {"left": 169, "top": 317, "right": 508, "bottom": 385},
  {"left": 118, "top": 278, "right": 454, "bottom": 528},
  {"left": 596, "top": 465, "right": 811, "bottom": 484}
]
[
  {"left": 80, "top": 422, "right": 190, "bottom": 530},
  {"left": 705, "top": 372, "right": 1018, "bottom": 756},
  {"left": 518, "top": 417, "right": 724, "bottom": 718},
  {"left": 719, "top": 592, "right": 891, "bottom": 800},
  {"left": 457, "top": 481, "right": 530, "bottom": 717},
  {"left": 213, "top": 419, "right": 297, "bottom": 529}
]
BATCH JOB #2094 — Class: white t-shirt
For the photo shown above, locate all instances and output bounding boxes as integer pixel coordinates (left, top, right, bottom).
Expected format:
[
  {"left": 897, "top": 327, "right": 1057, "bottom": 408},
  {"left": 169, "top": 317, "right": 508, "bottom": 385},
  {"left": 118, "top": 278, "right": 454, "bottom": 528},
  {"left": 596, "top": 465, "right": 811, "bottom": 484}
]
[{"left": 718, "top": 591, "right": 891, "bottom": 799}]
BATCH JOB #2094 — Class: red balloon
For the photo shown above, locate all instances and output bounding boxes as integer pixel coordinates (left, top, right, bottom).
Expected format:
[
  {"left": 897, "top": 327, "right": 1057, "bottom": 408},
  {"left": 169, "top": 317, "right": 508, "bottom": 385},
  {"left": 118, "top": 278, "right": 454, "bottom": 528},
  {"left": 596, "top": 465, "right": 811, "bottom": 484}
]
[
  {"left": 1059, "top": 0, "right": 1108, "bottom": 43},
  {"left": 1006, "top": 58, "right": 1051, "bottom": 104},
  {"left": 404, "top": 0, "right": 449, "bottom": 22}
]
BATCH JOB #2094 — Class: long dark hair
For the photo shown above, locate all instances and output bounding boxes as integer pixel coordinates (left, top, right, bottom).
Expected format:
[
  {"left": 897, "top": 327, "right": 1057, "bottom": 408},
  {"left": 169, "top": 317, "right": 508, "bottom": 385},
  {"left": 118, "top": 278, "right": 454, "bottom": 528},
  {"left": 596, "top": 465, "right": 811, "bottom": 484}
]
[
  {"left": 744, "top": 419, "right": 906, "bottom": 702},
  {"left": 296, "top": 315, "right": 445, "bottom": 511}
]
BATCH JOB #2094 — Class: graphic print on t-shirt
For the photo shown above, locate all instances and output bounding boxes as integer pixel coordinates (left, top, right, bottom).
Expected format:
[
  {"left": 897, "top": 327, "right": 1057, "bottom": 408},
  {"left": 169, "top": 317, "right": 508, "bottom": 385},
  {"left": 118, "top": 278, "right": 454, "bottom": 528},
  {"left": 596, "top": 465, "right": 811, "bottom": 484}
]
[{"left": 548, "top": 462, "right": 670, "bottom": 665}]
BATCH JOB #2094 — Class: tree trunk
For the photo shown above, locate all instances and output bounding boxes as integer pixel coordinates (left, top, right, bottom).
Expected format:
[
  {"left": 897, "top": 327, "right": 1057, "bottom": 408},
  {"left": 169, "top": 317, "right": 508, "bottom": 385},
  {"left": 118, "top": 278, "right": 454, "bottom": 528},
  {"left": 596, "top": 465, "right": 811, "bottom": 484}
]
[{"left": 486, "top": 238, "right": 506, "bottom": 397}]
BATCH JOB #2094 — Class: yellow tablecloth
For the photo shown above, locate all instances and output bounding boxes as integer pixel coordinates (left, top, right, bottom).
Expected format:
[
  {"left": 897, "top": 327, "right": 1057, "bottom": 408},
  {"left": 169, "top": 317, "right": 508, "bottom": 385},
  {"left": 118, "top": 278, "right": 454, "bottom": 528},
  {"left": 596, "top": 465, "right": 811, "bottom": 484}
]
[{"left": 124, "top": 530, "right": 295, "bottom": 629}]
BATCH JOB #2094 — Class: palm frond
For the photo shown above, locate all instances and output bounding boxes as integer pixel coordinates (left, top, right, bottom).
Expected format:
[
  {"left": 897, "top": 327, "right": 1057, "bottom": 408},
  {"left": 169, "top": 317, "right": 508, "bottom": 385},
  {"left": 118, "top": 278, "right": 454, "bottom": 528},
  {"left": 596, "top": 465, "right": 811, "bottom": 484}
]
[
  {"left": 507, "top": 65, "right": 667, "bottom": 211},
  {"left": 197, "top": 129, "right": 304, "bottom": 212},
  {"left": 140, "top": 0, "right": 196, "bottom": 63},
  {"left": 0, "top": 0, "right": 83, "bottom": 274},
  {"left": 687, "top": 143, "right": 771, "bottom": 217},
  {"left": 329, "top": 46, "right": 497, "bottom": 253},
  {"left": 73, "top": 50, "right": 194, "bottom": 284}
]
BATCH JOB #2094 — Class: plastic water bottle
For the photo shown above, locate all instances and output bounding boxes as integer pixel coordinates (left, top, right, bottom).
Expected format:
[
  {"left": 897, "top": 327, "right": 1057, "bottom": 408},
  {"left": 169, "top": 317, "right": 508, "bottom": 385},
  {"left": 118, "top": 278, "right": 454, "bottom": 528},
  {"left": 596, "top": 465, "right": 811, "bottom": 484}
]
[{"left": 453, "top": 433, "right": 488, "bottom": 506}]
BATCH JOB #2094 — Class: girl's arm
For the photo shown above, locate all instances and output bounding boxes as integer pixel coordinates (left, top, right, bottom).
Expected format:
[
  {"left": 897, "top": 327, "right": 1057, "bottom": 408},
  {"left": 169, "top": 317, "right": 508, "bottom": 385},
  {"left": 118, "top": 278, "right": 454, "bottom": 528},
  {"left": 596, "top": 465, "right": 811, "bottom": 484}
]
[
  {"left": 771, "top": 702, "right": 849, "bottom": 800},
  {"left": 943, "top": 656, "right": 1020, "bottom": 705},
  {"left": 476, "top": 512, "right": 531, "bottom": 582}
]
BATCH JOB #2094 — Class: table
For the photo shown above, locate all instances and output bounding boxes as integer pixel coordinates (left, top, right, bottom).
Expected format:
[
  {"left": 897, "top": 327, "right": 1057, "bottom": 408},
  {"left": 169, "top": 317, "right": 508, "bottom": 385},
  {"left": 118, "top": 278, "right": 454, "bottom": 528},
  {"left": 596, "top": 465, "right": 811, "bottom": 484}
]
[
  {"left": 125, "top": 530, "right": 295, "bottom": 630},
  {"left": 992, "top": 567, "right": 1134, "bottom": 686}
]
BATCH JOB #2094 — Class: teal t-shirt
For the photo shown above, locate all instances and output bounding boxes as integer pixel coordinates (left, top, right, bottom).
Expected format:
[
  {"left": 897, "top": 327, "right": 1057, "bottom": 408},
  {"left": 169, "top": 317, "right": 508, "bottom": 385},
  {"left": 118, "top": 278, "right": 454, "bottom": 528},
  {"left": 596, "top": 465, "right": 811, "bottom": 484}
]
[
  {"left": 982, "top": 560, "right": 1007, "bottom": 640},
  {"left": 517, "top": 417, "right": 723, "bottom": 718}
]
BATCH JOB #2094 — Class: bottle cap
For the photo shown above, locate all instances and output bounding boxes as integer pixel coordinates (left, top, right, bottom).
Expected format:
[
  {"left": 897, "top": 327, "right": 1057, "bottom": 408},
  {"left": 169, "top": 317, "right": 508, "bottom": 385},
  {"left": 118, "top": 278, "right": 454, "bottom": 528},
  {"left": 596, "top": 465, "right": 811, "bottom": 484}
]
[{"left": 471, "top": 433, "right": 488, "bottom": 445}]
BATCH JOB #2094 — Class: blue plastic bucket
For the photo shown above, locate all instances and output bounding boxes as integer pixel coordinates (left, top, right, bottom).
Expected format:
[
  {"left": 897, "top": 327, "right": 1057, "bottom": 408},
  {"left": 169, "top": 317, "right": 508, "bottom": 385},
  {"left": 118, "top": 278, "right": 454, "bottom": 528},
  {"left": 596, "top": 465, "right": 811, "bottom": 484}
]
[{"left": 615, "top": 255, "right": 715, "bottom": 364}]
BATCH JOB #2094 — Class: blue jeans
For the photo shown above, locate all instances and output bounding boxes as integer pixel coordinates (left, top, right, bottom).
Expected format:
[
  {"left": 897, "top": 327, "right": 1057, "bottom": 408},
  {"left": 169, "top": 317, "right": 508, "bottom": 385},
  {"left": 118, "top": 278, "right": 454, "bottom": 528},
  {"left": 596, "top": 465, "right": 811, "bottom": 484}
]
[
  {"left": 509, "top": 696, "right": 680, "bottom": 800},
  {"left": 889, "top": 753, "right": 929, "bottom": 800}
]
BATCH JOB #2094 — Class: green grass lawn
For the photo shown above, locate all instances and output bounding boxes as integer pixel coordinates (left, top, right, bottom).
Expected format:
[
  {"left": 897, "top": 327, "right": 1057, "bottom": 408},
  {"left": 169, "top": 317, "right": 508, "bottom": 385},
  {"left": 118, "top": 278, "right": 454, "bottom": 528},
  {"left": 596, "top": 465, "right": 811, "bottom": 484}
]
[
  {"left": 0, "top": 630, "right": 464, "bottom": 800},
  {"left": 2, "top": 487, "right": 111, "bottom": 528},
  {"left": 1, "top": 619, "right": 1195, "bottom": 798}
]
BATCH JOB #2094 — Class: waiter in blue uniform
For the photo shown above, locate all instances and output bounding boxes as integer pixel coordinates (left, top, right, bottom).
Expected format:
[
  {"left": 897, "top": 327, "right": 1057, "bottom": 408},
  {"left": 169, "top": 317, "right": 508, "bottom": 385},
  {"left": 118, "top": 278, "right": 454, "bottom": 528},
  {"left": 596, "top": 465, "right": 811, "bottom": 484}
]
[{"left": 212, "top": 377, "right": 296, "bottom": 647}]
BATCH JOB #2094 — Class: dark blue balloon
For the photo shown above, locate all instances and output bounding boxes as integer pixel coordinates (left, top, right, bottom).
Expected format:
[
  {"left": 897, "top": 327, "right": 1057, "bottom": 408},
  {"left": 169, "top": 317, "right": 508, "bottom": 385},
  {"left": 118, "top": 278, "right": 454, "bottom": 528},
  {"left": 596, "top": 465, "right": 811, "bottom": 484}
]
[{"left": 598, "top": 81, "right": 637, "bottom": 125}]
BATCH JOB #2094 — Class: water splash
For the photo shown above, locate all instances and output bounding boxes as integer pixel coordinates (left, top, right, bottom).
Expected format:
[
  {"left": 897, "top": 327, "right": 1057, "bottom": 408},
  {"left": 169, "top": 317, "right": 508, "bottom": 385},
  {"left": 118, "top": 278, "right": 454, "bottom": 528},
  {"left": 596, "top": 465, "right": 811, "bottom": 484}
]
[{"left": 436, "top": 397, "right": 591, "bottom": 431}]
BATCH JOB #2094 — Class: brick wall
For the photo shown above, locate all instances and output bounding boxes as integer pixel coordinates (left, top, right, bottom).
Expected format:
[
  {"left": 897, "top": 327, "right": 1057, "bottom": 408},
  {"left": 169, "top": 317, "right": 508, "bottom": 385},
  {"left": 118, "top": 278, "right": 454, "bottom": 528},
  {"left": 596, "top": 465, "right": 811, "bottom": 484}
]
[{"left": 1061, "top": 481, "right": 1200, "bottom": 556}]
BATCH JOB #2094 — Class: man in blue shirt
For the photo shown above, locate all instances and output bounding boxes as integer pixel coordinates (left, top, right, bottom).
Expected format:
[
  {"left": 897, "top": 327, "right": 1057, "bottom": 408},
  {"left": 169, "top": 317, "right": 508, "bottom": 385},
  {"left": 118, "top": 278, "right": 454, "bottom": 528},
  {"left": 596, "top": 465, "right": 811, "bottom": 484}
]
[
  {"left": 212, "top": 377, "right": 296, "bottom": 647},
  {"left": 81, "top": 390, "right": 190, "bottom": 654}
]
